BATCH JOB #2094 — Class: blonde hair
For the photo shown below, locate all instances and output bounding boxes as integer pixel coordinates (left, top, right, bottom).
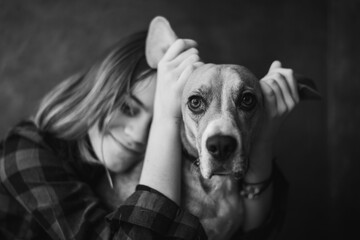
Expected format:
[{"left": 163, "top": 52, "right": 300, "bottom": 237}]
[{"left": 34, "top": 31, "right": 155, "bottom": 163}]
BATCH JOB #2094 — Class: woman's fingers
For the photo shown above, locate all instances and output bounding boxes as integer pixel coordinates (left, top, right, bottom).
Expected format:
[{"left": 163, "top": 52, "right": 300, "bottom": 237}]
[
  {"left": 177, "top": 64, "right": 196, "bottom": 90},
  {"left": 158, "top": 39, "right": 200, "bottom": 83},
  {"left": 269, "top": 60, "right": 282, "bottom": 71},
  {"left": 160, "top": 40, "right": 201, "bottom": 86},
  {"left": 269, "top": 73, "right": 296, "bottom": 113},
  {"left": 177, "top": 50, "right": 200, "bottom": 71},
  {"left": 260, "top": 80, "right": 278, "bottom": 117},
  {"left": 161, "top": 39, "right": 198, "bottom": 62},
  {"left": 268, "top": 61, "right": 299, "bottom": 103},
  {"left": 176, "top": 53, "right": 202, "bottom": 98},
  {"left": 262, "top": 61, "right": 300, "bottom": 114},
  {"left": 261, "top": 78, "right": 289, "bottom": 117},
  {"left": 178, "top": 62, "right": 204, "bottom": 87},
  {"left": 273, "top": 68, "right": 299, "bottom": 103}
]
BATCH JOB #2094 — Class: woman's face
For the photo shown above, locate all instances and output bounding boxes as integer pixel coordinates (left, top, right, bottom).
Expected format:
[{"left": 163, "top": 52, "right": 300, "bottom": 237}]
[{"left": 88, "top": 74, "right": 156, "bottom": 173}]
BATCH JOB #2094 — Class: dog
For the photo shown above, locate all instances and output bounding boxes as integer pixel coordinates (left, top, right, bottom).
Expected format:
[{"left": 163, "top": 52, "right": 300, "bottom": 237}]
[{"left": 96, "top": 16, "right": 320, "bottom": 240}]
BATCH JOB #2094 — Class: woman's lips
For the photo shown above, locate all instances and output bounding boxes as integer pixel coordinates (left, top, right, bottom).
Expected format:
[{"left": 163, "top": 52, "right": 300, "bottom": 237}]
[{"left": 108, "top": 132, "right": 145, "bottom": 155}]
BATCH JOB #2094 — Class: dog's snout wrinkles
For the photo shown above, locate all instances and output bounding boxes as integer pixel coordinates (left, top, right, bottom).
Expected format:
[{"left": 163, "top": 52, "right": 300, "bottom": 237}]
[{"left": 206, "top": 135, "right": 237, "bottom": 161}]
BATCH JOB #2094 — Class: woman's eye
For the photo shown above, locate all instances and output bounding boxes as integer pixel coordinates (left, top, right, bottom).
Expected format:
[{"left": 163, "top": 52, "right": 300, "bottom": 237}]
[
  {"left": 120, "top": 102, "right": 135, "bottom": 116},
  {"left": 188, "top": 96, "right": 206, "bottom": 114},
  {"left": 240, "top": 92, "right": 257, "bottom": 111}
]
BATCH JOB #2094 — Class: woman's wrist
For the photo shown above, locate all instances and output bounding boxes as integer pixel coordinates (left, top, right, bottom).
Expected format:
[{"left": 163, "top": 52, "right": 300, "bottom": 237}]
[
  {"left": 245, "top": 164, "right": 273, "bottom": 184},
  {"left": 241, "top": 178, "right": 273, "bottom": 200},
  {"left": 153, "top": 113, "right": 182, "bottom": 127}
]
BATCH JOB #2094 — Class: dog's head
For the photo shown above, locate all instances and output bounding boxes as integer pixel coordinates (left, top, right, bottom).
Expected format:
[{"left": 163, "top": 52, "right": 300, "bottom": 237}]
[
  {"left": 145, "top": 16, "right": 320, "bottom": 180},
  {"left": 180, "top": 64, "right": 264, "bottom": 179}
]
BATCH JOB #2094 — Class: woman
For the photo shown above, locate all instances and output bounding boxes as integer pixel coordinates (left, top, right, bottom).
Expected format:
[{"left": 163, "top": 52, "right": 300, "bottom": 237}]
[{"left": 0, "top": 29, "right": 298, "bottom": 239}]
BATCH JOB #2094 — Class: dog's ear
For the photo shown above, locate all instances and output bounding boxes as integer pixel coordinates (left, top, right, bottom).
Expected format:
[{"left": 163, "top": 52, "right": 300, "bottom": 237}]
[
  {"left": 146, "top": 16, "right": 178, "bottom": 68},
  {"left": 295, "top": 74, "right": 321, "bottom": 100}
]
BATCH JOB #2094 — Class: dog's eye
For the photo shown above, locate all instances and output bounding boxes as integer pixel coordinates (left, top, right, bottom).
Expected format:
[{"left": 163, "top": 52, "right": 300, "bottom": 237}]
[
  {"left": 188, "top": 96, "right": 206, "bottom": 114},
  {"left": 240, "top": 92, "right": 257, "bottom": 111}
]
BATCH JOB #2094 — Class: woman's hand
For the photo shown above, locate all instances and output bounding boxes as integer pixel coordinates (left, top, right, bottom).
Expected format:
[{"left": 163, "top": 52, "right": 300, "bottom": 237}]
[
  {"left": 154, "top": 39, "right": 202, "bottom": 122},
  {"left": 259, "top": 60, "right": 299, "bottom": 142},
  {"left": 246, "top": 60, "right": 300, "bottom": 181}
]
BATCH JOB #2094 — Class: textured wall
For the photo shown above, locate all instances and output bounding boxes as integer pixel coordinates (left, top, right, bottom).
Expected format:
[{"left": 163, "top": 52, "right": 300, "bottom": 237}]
[{"left": 1, "top": 0, "right": 354, "bottom": 239}]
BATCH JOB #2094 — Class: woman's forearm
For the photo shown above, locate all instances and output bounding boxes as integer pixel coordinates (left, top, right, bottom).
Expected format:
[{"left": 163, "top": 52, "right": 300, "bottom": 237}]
[
  {"left": 139, "top": 36, "right": 199, "bottom": 206},
  {"left": 139, "top": 118, "right": 182, "bottom": 205}
]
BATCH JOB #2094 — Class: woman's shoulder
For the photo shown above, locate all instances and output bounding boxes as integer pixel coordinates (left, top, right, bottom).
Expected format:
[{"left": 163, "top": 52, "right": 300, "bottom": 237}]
[
  {"left": 0, "top": 120, "right": 104, "bottom": 184},
  {"left": 0, "top": 120, "right": 77, "bottom": 179},
  {"left": 1, "top": 120, "right": 61, "bottom": 169},
  {"left": 1, "top": 120, "right": 56, "bottom": 154}
]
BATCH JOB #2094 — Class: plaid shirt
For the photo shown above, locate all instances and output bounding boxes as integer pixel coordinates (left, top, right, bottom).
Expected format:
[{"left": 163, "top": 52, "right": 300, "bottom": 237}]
[{"left": 0, "top": 121, "right": 207, "bottom": 240}]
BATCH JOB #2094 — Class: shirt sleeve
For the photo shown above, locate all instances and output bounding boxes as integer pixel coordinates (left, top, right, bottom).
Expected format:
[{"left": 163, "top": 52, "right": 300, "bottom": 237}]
[
  {"left": 0, "top": 130, "right": 111, "bottom": 239},
  {"left": 106, "top": 185, "right": 207, "bottom": 240}
]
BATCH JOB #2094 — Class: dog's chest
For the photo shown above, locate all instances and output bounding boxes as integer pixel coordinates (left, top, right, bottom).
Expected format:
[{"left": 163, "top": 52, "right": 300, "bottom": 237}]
[{"left": 182, "top": 160, "right": 244, "bottom": 240}]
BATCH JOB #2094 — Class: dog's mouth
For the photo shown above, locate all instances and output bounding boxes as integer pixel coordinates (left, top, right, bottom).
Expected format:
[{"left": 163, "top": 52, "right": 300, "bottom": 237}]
[
  {"left": 213, "top": 169, "right": 233, "bottom": 176},
  {"left": 186, "top": 152, "right": 249, "bottom": 180},
  {"left": 218, "top": 156, "right": 249, "bottom": 180}
]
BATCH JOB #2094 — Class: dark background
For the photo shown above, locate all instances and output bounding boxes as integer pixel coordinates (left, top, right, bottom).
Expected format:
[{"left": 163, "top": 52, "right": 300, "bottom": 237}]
[{"left": 0, "top": 0, "right": 359, "bottom": 239}]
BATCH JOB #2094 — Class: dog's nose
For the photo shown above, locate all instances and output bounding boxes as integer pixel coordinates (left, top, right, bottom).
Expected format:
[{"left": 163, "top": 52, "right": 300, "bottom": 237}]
[{"left": 206, "top": 135, "right": 237, "bottom": 161}]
